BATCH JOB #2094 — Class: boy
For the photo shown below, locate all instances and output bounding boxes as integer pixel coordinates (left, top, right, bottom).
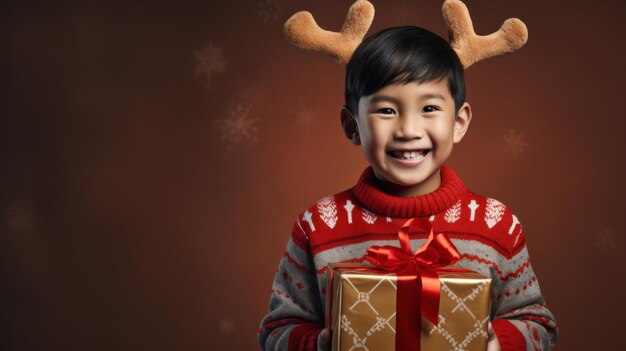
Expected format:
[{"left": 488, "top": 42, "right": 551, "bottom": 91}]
[{"left": 259, "top": 8, "right": 558, "bottom": 351}]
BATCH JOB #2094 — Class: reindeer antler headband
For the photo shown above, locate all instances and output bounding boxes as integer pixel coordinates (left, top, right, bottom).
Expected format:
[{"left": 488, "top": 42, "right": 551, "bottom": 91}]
[{"left": 283, "top": 0, "right": 528, "bottom": 68}]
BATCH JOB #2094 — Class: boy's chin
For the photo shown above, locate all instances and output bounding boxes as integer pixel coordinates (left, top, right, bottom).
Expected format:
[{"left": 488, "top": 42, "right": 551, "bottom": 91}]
[
  {"left": 389, "top": 177, "right": 430, "bottom": 188},
  {"left": 372, "top": 167, "right": 441, "bottom": 196},
  {"left": 379, "top": 169, "right": 431, "bottom": 185}
]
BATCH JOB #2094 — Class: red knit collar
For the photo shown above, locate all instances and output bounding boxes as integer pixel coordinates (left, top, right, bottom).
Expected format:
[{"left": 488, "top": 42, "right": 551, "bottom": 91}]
[{"left": 351, "top": 165, "right": 468, "bottom": 218}]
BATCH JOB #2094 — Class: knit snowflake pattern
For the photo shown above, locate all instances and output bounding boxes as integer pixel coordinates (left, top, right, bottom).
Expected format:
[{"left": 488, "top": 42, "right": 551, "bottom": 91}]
[
  {"left": 302, "top": 210, "right": 316, "bottom": 232},
  {"left": 503, "top": 129, "right": 530, "bottom": 158},
  {"left": 317, "top": 196, "right": 338, "bottom": 229},
  {"left": 218, "top": 318, "right": 235, "bottom": 334},
  {"left": 445, "top": 200, "right": 462, "bottom": 223},
  {"left": 215, "top": 103, "right": 259, "bottom": 144},
  {"left": 344, "top": 200, "right": 355, "bottom": 224},
  {"left": 194, "top": 42, "right": 227, "bottom": 91},
  {"left": 484, "top": 198, "right": 505, "bottom": 228},
  {"left": 257, "top": 0, "right": 282, "bottom": 23},
  {"left": 361, "top": 208, "right": 378, "bottom": 224}
]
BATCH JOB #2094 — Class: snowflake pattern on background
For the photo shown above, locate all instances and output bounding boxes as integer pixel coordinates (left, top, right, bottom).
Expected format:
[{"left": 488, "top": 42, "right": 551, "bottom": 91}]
[
  {"left": 257, "top": 0, "right": 282, "bottom": 23},
  {"left": 199, "top": 78, "right": 217, "bottom": 92},
  {"left": 215, "top": 103, "right": 259, "bottom": 144},
  {"left": 194, "top": 42, "right": 228, "bottom": 91},
  {"left": 503, "top": 129, "right": 530, "bottom": 158},
  {"left": 4, "top": 202, "right": 34, "bottom": 235},
  {"left": 240, "top": 80, "right": 271, "bottom": 110},
  {"left": 296, "top": 105, "right": 317, "bottom": 128},
  {"left": 218, "top": 318, "right": 235, "bottom": 334},
  {"left": 594, "top": 227, "right": 615, "bottom": 254}
]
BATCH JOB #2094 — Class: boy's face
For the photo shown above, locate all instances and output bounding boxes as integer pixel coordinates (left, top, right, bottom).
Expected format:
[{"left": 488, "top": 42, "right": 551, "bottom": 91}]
[{"left": 341, "top": 78, "right": 472, "bottom": 196}]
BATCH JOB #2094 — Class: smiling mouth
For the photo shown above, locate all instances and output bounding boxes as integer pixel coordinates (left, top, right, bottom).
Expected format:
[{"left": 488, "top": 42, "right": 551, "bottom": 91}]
[{"left": 387, "top": 149, "right": 430, "bottom": 160}]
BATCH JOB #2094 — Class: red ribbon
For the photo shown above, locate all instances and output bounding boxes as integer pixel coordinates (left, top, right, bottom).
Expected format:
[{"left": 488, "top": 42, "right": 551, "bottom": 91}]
[{"left": 365, "top": 218, "right": 461, "bottom": 350}]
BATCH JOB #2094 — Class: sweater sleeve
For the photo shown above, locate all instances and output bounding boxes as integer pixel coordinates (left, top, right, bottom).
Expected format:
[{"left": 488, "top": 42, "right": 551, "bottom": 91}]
[
  {"left": 258, "top": 217, "right": 326, "bottom": 351},
  {"left": 491, "top": 233, "right": 558, "bottom": 350}
]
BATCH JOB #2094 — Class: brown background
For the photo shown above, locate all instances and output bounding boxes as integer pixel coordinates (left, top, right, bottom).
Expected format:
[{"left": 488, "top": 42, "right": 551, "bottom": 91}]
[{"left": 1, "top": 0, "right": 625, "bottom": 350}]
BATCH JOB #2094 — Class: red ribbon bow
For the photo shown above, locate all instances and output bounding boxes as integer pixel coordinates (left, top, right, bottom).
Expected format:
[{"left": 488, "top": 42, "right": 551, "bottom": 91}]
[{"left": 365, "top": 218, "right": 461, "bottom": 350}]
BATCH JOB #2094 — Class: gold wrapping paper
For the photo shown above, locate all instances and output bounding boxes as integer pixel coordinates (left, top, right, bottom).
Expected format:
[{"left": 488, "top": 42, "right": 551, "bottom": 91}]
[{"left": 326, "top": 263, "right": 492, "bottom": 351}]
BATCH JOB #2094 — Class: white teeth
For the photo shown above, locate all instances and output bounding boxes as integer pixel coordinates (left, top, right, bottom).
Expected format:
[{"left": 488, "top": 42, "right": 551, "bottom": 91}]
[{"left": 392, "top": 150, "right": 427, "bottom": 160}]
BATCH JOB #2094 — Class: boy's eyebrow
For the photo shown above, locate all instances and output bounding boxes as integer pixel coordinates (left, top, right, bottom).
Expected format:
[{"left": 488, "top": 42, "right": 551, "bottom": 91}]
[
  {"left": 422, "top": 93, "right": 446, "bottom": 100},
  {"left": 369, "top": 93, "right": 446, "bottom": 104},
  {"left": 369, "top": 95, "right": 401, "bottom": 104}
]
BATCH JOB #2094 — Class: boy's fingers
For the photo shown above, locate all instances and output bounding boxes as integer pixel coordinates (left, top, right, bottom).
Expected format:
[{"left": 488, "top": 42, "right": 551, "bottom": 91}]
[
  {"left": 487, "top": 322, "right": 494, "bottom": 338},
  {"left": 317, "top": 328, "right": 332, "bottom": 351}
]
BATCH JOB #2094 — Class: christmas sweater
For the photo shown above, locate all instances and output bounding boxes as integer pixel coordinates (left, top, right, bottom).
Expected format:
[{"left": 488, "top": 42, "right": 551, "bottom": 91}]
[{"left": 258, "top": 165, "right": 558, "bottom": 351}]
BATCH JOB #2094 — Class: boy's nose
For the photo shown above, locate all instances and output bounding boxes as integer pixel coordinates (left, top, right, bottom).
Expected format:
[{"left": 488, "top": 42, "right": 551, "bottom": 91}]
[{"left": 394, "top": 115, "right": 424, "bottom": 140}]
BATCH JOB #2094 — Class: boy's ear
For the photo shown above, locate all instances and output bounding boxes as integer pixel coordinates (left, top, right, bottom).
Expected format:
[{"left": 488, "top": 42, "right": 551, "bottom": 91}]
[
  {"left": 340, "top": 105, "right": 361, "bottom": 145},
  {"left": 453, "top": 102, "right": 472, "bottom": 144}
]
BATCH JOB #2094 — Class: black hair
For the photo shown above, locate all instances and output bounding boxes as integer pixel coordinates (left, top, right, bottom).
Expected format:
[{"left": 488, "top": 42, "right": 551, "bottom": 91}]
[{"left": 345, "top": 26, "right": 465, "bottom": 117}]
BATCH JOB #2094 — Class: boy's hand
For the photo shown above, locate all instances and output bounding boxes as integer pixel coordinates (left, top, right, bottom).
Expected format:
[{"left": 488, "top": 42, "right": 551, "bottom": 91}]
[
  {"left": 487, "top": 322, "right": 501, "bottom": 351},
  {"left": 317, "top": 328, "right": 331, "bottom": 351}
]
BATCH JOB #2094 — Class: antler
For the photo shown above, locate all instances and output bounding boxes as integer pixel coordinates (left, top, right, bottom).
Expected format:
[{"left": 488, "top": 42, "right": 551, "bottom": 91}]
[
  {"left": 442, "top": 0, "right": 528, "bottom": 68},
  {"left": 283, "top": 0, "right": 375, "bottom": 65}
]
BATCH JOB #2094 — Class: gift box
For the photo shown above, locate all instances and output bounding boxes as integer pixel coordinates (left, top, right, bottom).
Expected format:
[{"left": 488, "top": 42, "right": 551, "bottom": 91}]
[{"left": 325, "top": 219, "right": 492, "bottom": 351}]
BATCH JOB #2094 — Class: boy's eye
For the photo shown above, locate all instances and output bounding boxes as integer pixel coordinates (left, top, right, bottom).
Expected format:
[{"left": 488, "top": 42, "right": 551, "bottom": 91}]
[
  {"left": 376, "top": 108, "right": 395, "bottom": 114},
  {"left": 422, "top": 105, "right": 440, "bottom": 113}
]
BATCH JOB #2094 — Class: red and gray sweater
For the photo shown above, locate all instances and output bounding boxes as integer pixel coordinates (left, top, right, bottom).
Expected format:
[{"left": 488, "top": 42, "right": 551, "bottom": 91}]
[{"left": 258, "top": 165, "right": 558, "bottom": 351}]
